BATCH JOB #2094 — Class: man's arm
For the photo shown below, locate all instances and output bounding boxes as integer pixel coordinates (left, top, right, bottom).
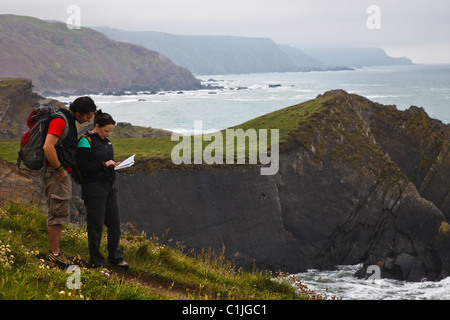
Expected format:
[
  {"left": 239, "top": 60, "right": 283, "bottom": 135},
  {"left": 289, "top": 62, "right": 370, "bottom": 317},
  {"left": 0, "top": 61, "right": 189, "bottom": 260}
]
[{"left": 43, "top": 133, "right": 67, "bottom": 180}]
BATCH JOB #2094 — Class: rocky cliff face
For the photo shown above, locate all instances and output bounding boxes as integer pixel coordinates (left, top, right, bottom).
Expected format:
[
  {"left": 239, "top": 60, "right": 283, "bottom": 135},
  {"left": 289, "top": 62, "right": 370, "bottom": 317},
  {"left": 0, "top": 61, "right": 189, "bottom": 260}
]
[
  {"left": 0, "top": 79, "right": 36, "bottom": 139},
  {"left": 115, "top": 90, "right": 449, "bottom": 281},
  {"left": 0, "top": 157, "right": 45, "bottom": 208},
  {"left": 369, "top": 104, "right": 449, "bottom": 216},
  {"left": 0, "top": 78, "right": 67, "bottom": 139}
]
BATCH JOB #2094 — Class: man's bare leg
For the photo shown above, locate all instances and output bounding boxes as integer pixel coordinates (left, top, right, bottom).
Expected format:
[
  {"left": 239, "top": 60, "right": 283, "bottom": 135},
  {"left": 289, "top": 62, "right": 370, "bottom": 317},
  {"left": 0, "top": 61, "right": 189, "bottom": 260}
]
[{"left": 48, "top": 224, "right": 62, "bottom": 255}]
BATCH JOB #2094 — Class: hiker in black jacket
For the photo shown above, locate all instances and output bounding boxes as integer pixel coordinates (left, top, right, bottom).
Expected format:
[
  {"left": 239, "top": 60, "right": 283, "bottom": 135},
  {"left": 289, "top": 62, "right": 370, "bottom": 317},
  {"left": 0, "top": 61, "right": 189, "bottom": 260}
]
[{"left": 76, "top": 110, "right": 129, "bottom": 270}]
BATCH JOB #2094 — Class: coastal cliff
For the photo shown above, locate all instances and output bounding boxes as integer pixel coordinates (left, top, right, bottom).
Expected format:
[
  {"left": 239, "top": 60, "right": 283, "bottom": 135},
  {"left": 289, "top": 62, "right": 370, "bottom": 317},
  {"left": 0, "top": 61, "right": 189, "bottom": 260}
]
[
  {"left": 0, "top": 15, "right": 201, "bottom": 94},
  {"left": 115, "top": 90, "right": 449, "bottom": 281},
  {"left": 94, "top": 27, "right": 412, "bottom": 75},
  {"left": 1, "top": 80, "right": 448, "bottom": 282}
]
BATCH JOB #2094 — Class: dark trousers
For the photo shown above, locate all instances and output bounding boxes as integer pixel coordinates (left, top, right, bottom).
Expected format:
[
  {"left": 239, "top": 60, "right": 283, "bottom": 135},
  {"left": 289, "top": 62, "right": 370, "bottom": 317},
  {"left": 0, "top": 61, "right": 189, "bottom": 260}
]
[{"left": 82, "top": 180, "right": 124, "bottom": 266}]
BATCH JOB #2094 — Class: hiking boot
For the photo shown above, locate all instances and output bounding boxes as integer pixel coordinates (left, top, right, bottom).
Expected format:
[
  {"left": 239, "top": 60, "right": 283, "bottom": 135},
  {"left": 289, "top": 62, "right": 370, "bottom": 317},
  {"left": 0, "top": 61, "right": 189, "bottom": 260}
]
[
  {"left": 46, "top": 251, "right": 72, "bottom": 269},
  {"left": 86, "top": 262, "right": 105, "bottom": 269},
  {"left": 114, "top": 260, "right": 129, "bottom": 271}
]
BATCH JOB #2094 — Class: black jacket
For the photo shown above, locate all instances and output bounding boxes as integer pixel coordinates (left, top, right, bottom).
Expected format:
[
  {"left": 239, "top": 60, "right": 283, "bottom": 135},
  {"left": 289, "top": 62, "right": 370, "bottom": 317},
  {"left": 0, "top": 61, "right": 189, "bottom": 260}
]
[
  {"left": 55, "top": 108, "right": 78, "bottom": 168},
  {"left": 76, "top": 131, "right": 116, "bottom": 184}
]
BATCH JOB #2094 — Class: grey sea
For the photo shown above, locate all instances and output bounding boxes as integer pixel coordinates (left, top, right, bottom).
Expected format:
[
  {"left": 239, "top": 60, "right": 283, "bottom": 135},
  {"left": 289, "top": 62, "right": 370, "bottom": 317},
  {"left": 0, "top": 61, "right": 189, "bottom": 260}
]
[
  {"left": 56, "top": 64, "right": 450, "bottom": 299},
  {"left": 61, "top": 64, "right": 450, "bottom": 134}
]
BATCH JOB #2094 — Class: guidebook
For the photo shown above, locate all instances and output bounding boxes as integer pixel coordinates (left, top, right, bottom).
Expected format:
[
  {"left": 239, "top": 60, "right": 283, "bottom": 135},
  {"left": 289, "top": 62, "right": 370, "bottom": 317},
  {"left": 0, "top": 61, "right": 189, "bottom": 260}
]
[{"left": 114, "top": 154, "right": 135, "bottom": 170}]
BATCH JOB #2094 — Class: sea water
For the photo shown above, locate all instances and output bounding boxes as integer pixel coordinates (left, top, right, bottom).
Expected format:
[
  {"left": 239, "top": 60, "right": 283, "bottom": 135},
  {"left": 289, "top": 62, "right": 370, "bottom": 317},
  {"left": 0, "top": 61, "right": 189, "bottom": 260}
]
[
  {"left": 298, "top": 264, "right": 450, "bottom": 300},
  {"left": 55, "top": 64, "right": 450, "bottom": 135},
  {"left": 55, "top": 64, "right": 450, "bottom": 299}
]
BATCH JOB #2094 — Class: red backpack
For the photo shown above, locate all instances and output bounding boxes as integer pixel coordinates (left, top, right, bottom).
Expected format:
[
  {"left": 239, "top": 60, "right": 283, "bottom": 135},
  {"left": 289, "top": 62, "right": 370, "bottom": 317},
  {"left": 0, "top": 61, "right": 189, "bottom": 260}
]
[{"left": 17, "top": 105, "right": 68, "bottom": 170}]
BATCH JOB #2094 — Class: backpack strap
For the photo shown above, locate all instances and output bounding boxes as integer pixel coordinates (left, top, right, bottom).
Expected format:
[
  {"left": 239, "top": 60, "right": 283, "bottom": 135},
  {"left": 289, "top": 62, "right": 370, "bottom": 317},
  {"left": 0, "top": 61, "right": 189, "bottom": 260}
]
[
  {"left": 51, "top": 112, "right": 69, "bottom": 144},
  {"left": 84, "top": 134, "right": 93, "bottom": 144}
]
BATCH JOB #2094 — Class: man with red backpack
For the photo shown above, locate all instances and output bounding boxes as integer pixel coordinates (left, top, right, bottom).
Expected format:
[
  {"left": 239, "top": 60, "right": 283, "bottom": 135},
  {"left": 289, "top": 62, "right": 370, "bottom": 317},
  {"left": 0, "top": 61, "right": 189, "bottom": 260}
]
[{"left": 43, "top": 96, "right": 96, "bottom": 268}]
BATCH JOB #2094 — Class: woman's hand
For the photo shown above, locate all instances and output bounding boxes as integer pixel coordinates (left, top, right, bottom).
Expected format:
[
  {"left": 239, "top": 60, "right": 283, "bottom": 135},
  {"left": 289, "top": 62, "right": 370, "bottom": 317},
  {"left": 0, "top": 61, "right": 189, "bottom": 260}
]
[{"left": 105, "top": 160, "right": 119, "bottom": 168}]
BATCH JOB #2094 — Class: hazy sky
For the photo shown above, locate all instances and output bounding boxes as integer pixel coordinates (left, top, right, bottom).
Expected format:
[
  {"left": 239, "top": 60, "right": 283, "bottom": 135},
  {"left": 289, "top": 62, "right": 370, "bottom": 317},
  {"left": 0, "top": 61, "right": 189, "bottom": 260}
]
[{"left": 1, "top": 0, "right": 449, "bottom": 63}]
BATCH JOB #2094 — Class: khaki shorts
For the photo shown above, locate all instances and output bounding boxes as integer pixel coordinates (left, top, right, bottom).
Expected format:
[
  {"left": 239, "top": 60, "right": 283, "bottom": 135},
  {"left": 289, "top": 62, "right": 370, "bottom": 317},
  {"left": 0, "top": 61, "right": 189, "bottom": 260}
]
[{"left": 44, "top": 168, "right": 72, "bottom": 226}]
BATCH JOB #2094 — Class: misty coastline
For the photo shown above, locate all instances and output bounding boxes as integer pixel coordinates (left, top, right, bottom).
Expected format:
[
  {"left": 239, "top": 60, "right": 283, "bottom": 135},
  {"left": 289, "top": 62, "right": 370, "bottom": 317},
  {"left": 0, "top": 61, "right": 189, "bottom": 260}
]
[{"left": 1, "top": 1, "right": 449, "bottom": 302}]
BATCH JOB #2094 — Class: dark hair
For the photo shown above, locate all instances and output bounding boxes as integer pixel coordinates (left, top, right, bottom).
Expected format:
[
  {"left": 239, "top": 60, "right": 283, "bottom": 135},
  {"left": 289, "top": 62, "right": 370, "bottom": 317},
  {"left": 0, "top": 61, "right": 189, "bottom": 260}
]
[
  {"left": 94, "top": 109, "right": 116, "bottom": 127},
  {"left": 69, "top": 96, "right": 97, "bottom": 115}
]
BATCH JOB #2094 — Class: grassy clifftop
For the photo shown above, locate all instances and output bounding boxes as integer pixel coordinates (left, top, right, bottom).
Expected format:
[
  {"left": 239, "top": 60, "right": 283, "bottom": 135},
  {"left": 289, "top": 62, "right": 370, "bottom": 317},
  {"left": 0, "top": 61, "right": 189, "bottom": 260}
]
[{"left": 0, "top": 201, "right": 330, "bottom": 300}]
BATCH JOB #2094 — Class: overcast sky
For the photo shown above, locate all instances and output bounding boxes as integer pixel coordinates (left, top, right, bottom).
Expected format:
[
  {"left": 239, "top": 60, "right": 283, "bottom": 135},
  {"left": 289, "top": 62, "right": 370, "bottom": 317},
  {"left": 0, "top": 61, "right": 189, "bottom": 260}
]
[{"left": 1, "top": 0, "right": 449, "bottom": 63}]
